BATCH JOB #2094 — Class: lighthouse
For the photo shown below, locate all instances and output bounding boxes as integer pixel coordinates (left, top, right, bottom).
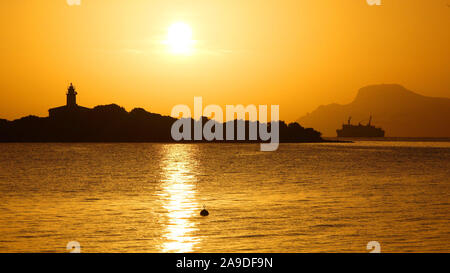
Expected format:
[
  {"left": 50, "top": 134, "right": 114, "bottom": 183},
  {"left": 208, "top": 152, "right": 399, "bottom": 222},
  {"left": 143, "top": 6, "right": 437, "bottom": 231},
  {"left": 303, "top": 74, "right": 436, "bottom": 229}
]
[
  {"left": 66, "top": 83, "right": 77, "bottom": 107},
  {"left": 48, "top": 83, "right": 91, "bottom": 119}
]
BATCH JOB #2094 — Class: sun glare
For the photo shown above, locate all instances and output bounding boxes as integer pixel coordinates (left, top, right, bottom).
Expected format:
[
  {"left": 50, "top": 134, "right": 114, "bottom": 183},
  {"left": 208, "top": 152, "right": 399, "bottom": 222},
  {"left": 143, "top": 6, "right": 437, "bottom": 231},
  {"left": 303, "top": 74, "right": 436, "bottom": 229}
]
[{"left": 165, "top": 22, "right": 195, "bottom": 55}]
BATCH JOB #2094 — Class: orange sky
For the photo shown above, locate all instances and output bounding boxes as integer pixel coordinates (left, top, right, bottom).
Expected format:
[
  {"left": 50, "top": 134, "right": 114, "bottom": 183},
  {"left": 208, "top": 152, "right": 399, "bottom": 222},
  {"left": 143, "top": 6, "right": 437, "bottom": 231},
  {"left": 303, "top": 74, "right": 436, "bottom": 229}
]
[{"left": 0, "top": 0, "right": 449, "bottom": 121}]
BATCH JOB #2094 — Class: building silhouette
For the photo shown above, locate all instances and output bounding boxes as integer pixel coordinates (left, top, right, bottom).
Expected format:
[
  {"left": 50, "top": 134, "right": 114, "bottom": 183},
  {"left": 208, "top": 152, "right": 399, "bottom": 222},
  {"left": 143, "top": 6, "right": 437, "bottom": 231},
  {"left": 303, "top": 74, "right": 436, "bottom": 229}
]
[{"left": 49, "top": 83, "right": 91, "bottom": 119}]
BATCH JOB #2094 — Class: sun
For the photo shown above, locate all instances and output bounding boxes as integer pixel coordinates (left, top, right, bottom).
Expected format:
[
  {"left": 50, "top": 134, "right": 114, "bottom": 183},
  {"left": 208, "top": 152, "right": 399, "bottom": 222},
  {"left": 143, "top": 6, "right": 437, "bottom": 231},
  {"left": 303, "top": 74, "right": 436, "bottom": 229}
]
[{"left": 165, "top": 22, "right": 195, "bottom": 55}]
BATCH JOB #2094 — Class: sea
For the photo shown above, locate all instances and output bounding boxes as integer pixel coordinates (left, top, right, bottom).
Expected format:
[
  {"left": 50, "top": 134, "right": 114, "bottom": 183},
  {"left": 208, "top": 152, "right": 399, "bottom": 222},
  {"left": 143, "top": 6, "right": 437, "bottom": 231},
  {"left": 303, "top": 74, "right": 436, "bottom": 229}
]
[{"left": 0, "top": 140, "right": 449, "bottom": 252}]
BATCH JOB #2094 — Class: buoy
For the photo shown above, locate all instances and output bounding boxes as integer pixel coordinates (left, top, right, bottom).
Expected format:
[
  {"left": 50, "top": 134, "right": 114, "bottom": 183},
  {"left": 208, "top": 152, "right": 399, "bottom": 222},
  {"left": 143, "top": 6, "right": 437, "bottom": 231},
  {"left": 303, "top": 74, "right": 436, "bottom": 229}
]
[{"left": 200, "top": 205, "right": 209, "bottom": 216}]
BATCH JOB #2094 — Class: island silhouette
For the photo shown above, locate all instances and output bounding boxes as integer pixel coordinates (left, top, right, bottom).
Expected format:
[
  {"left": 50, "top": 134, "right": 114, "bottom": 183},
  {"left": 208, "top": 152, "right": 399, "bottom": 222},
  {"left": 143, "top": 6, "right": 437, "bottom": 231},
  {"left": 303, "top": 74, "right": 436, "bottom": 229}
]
[{"left": 0, "top": 83, "right": 323, "bottom": 143}]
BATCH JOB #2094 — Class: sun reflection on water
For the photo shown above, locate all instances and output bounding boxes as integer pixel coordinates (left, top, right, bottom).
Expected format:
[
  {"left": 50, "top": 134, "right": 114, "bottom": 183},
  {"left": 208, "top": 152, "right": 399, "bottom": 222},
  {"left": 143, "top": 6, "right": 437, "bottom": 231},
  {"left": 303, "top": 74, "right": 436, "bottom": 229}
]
[{"left": 158, "top": 144, "right": 200, "bottom": 253}]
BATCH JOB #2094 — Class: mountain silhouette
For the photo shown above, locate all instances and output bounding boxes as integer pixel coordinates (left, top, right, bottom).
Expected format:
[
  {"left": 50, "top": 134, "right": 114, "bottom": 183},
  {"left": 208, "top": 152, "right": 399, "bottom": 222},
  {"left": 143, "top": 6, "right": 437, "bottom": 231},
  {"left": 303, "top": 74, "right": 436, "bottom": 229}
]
[{"left": 297, "top": 84, "right": 450, "bottom": 137}]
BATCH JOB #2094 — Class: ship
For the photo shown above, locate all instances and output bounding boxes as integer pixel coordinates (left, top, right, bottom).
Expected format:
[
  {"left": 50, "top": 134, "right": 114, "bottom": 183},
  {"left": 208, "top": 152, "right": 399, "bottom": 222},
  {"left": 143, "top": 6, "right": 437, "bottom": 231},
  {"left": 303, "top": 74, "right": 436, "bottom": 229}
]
[{"left": 336, "top": 116, "right": 385, "bottom": 137}]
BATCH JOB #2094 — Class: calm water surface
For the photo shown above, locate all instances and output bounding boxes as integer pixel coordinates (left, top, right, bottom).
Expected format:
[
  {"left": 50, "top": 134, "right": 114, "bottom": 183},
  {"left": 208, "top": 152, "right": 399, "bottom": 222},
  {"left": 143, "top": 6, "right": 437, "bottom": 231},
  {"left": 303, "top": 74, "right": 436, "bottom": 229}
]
[{"left": 0, "top": 142, "right": 449, "bottom": 252}]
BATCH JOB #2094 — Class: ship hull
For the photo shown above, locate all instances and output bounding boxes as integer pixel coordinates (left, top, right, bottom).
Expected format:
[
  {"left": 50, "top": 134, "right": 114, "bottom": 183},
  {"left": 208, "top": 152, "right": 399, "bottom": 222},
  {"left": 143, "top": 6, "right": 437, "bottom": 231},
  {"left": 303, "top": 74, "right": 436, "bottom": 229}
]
[{"left": 336, "top": 126, "right": 385, "bottom": 137}]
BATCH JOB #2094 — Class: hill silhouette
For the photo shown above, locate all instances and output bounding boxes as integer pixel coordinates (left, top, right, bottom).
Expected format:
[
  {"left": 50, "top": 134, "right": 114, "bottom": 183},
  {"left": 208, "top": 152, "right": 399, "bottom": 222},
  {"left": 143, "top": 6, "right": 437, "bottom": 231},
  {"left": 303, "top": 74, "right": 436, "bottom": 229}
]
[
  {"left": 0, "top": 104, "right": 323, "bottom": 142},
  {"left": 298, "top": 84, "right": 450, "bottom": 137}
]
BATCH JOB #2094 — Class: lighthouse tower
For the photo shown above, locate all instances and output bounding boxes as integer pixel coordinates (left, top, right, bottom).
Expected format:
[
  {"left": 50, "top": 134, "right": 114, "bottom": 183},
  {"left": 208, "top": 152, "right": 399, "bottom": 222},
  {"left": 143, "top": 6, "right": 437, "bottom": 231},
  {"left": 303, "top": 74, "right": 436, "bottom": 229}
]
[
  {"left": 66, "top": 83, "right": 77, "bottom": 108},
  {"left": 48, "top": 83, "right": 91, "bottom": 119}
]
